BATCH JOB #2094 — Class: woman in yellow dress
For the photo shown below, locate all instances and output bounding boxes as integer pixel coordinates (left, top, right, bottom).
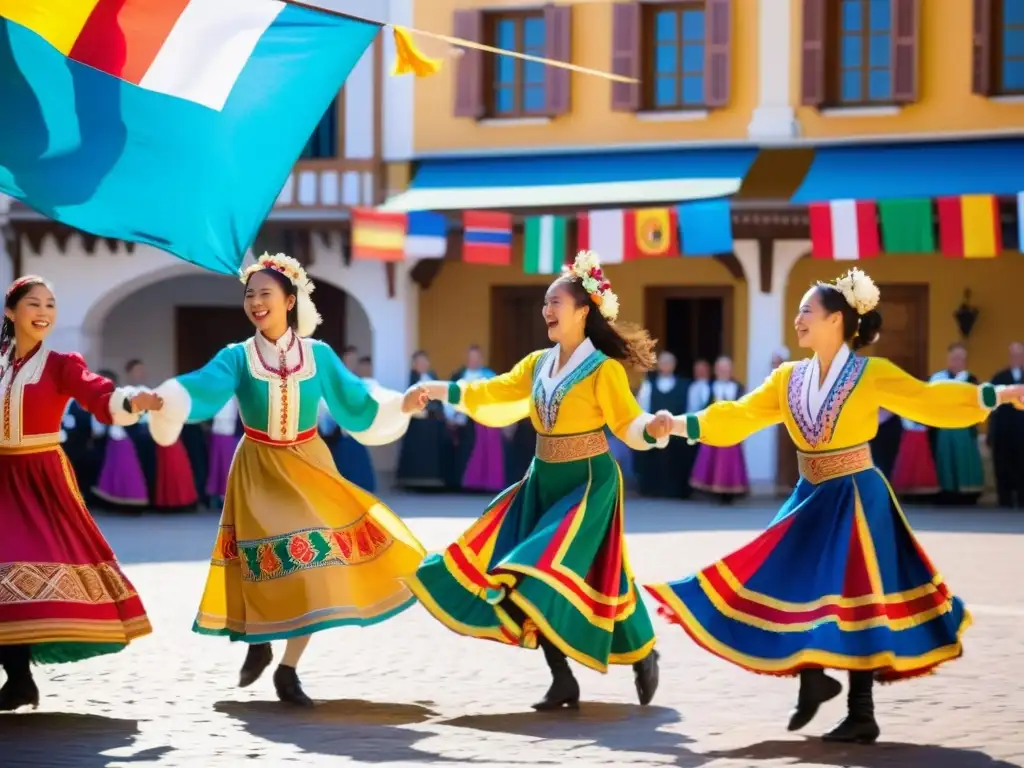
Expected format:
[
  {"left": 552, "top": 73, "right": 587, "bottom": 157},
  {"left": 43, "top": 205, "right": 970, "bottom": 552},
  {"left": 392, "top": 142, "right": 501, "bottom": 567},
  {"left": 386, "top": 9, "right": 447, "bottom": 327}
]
[
  {"left": 645, "top": 268, "right": 1024, "bottom": 743},
  {"left": 407, "top": 251, "right": 674, "bottom": 710},
  {"left": 147, "top": 253, "right": 428, "bottom": 705}
]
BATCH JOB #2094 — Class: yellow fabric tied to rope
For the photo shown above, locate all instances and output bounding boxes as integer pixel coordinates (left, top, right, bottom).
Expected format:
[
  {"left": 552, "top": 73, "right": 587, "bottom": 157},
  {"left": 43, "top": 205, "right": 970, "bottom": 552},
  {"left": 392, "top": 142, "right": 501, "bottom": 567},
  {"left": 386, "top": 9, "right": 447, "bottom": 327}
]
[{"left": 391, "top": 27, "right": 441, "bottom": 77}]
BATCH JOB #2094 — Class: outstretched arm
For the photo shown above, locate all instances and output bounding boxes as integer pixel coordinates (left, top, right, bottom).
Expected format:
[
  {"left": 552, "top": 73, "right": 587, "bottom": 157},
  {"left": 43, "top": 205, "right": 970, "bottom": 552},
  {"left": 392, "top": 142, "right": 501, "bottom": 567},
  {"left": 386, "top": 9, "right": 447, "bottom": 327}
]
[
  {"left": 671, "top": 365, "right": 785, "bottom": 447},
  {"left": 149, "top": 346, "right": 243, "bottom": 446},
  {"left": 595, "top": 359, "right": 669, "bottom": 450},
  {"left": 56, "top": 353, "right": 143, "bottom": 427},
  {"left": 422, "top": 351, "right": 543, "bottom": 428}
]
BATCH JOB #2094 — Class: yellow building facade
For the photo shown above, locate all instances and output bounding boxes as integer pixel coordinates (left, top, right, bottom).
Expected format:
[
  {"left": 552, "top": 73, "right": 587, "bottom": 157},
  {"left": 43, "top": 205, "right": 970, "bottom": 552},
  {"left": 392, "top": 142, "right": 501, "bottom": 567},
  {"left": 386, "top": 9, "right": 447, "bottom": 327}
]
[{"left": 400, "top": 0, "right": 1024, "bottom": 488}]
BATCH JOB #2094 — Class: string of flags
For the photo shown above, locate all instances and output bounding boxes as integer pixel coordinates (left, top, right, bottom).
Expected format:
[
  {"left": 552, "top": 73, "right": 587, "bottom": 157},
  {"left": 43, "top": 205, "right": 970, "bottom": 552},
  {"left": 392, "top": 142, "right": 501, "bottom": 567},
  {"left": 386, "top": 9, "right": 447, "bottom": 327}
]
[
  {"left": 810, "top": 193, "right": 1023, "bottom": 260},
  {"left": 349, "top": 199, "right": 736, "bottom": 271}
]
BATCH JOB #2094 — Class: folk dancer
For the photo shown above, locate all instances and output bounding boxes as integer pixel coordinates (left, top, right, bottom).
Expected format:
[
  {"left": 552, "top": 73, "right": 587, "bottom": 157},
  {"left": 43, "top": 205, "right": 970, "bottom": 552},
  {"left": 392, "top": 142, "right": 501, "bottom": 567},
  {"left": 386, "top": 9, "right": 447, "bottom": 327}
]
[
  {"left": 645, "top": 268, "right": 1024, "bottom": 743},
  {"left": 145, "top": 253, "right": 428, "bottom": 706},
  {"left": 929, "top": 343, "right": 984, "bottom": 505},
  {"left": 91, "top": 369, "right": 150, "bottom": 511},
  {"left": 988, "top": 342, "right": 1024, "bottom": 508},
  {"left": 0, "top": 276, "right": 156, "bottom": 711},
  {"left": 406, "top": 251, "right": 670, "bottom": 710},
  {"left": 889, "top": 417, "right": 940, "bottom": 500}
]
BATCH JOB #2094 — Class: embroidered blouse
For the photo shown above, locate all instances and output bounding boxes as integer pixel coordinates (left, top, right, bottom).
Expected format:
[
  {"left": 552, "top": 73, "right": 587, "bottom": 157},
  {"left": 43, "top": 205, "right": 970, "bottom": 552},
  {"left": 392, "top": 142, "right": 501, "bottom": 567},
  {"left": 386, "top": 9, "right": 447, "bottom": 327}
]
[
  {"left": 446, "top": 338, "right": 668, "bottom": 451},
  {"left": 148, "top": 330, "right": 410, "bottom": 448},
  {"left": 676, "top": 346, "right": 1000, "bottom": 451}
]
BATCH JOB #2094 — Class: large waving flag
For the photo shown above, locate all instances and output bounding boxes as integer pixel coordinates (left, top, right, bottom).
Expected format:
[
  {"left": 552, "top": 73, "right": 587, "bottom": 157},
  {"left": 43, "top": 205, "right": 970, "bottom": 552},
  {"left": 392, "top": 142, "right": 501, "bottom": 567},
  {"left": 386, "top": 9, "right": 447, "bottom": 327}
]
[{"left": 0, "top": 0, "right": 381, "bottom": 274}]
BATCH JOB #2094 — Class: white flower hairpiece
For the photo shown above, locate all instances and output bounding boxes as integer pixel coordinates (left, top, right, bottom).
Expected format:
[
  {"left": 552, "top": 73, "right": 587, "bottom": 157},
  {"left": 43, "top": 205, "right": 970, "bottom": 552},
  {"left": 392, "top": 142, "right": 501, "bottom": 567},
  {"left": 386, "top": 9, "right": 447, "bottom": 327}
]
[
  {"left": 564, "top": 250, "right": 619, "bottom": 321},
  {"left": 239, "top": 252, "right": 322, "bottom": 337},
  {"left": 833, "top": 267, "right": 880, "bottom": 315}
]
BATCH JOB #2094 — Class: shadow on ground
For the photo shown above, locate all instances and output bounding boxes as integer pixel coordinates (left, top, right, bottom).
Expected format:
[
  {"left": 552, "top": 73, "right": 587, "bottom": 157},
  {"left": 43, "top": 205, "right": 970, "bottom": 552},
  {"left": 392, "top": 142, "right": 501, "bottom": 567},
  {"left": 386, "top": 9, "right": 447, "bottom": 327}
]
[
  {"left": 215, "top": 698, "right": 446, "bottom": 763},
  {"left": 0, "top": 712, "right": 172, "bottom": 767},
  {"left": 705, "top": 738, "right": 1022, "bottom": 768}
]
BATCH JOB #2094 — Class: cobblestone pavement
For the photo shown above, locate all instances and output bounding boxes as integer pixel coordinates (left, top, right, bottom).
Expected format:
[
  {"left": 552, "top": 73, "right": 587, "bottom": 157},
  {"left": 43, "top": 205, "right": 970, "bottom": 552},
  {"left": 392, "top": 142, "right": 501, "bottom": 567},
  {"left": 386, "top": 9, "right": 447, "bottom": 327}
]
[{"left": 3, "top": 495, "right": 1023, "bottom": 767}]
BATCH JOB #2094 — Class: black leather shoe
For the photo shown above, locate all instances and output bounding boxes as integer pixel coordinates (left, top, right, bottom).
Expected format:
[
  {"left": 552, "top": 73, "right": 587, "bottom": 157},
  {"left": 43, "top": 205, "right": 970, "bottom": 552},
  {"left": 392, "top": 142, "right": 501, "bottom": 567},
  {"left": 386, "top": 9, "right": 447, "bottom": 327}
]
[
  {"left": 531, "top": 671, "right": 580, "bottom": 711},
  {"left": 633, "top": 650, "right": 660, "bottom": 706},
  {"left": 787, "top": 669, "right": 842, "bottom": 731},
  {"left": 238, "top": 643, "right": 273, "bottom": 688},
  {"left": 0, "top": 673, "right": 39, "bottom": 712},
  {"left": 273, "top": 665, "right": 314, "bottom": 707},
  {"left": 823, "top": 671, "right": 880, "bottom": 744}
]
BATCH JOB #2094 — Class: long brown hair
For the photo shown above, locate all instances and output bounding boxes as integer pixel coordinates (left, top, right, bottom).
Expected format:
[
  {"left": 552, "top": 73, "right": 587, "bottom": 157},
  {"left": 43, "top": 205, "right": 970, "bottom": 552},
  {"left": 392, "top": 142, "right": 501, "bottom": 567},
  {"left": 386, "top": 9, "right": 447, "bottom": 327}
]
[{"left": 552, "top": 274, "right": 657, "bottom": 371}]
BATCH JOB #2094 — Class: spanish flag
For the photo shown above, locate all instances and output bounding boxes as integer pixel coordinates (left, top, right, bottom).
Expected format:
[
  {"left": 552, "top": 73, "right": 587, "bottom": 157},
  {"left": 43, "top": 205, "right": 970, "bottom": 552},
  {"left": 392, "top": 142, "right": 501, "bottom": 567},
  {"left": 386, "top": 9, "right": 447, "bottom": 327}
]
[
  {"left": 352, "top": 208, "right": 407, "bottom": 261},
  {"left": 625, "top": 208, "right": 679, "bottom": 259},
  {"left": 937, "top": 195, "right": 1002, "bottom": 258}
]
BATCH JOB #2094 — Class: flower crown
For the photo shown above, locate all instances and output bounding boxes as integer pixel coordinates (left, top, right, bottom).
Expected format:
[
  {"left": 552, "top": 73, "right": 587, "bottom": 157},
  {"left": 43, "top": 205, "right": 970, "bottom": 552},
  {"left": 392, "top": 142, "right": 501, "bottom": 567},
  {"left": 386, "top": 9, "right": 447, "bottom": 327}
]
[
  {"left": 239, "top": 253, "right": 315, "bottom": 295},
  {"left": 565, "top": 250, "right": 619, "bottom": 321},
  {"left": 5, "top": 275, "right": 42, "bottom": 299},
  {"left": 832, "top": 267, "right": 879, "bottom": 315}
]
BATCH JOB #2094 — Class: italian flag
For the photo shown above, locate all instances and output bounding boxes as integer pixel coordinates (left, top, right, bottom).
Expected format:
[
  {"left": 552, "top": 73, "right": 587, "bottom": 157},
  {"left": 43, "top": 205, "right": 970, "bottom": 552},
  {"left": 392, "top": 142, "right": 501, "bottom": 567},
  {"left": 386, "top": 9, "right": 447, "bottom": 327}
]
[
  {"left": 808, "top": 200, "right": 880, "bottom": 260},
  {"left": 522, "top": 215, "right": 568, "bottom": 274}
]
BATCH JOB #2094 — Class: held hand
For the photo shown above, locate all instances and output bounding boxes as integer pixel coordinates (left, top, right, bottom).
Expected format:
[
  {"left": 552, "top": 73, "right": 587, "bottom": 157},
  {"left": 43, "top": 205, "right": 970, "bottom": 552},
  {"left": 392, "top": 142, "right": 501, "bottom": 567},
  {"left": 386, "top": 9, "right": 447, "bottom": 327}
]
[
  {"left": 401, "top": 384, "right": 430, "bottom": 414},
  {"left": 646, "top": 410, "right": 674, "bottom": 441},
  {"left": 130, "top": 392, "right": 163, "bottom": 413},
  {"left": 998, "top": 384, "right": 1024, "bottom": 410}
]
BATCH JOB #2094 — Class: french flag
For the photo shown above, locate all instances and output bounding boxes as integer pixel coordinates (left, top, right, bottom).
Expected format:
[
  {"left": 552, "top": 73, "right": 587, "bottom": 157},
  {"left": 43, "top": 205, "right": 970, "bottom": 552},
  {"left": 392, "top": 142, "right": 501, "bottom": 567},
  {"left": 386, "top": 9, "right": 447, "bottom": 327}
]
[{"left": 462, "top": 211, "right": 512, "bottom": 266}]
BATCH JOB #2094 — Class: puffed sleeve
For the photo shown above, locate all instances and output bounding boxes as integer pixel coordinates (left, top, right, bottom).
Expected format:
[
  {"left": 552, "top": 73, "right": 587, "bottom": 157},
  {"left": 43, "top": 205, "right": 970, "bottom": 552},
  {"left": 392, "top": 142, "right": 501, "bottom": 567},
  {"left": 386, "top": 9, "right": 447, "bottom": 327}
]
[
  {"left": 675, "top": 365, "right": 786, "bottom": 447},
  {"left": 594, "top": 359, "right": 668, "bottom": 450},
  {"left": 446, "top": 351, "right": 543, "bottom": 428},
  {"left": 149, "top": 345, "right": 243, "bottom": 446},
  {"left": 871, "top": 358, "right": 996, "bottom": 428},
  {"left": 314, "top": 342, "right": 410, "bottom": 446},
  {"left": 56, "top": 353, "right": 141, "bottom": 427}
]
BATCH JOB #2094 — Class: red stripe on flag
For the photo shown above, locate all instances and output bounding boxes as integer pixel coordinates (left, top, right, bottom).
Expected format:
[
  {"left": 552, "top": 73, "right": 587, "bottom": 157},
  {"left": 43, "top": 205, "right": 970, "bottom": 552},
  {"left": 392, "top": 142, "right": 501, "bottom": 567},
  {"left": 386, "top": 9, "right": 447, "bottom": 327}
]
[
  {"left": 988, "top": 195, "right": 1004, "bottom": 255},
  {"left": 854, "top": 200, "right": 881, "bottom": 259},
  {"left": 462, "top": 211, "right": 512, "bottom": 266},
  {"left": 351, "top": 207, "right": 406, "bottom": 262},
  {"left": 808, "top": 203, "right": 835, "bottom": 259},
  {"left": 70, "top": 0, "right": 192, "bottom": 84},
  {"left": 576, "top": 212, "right": 591, "bottom": 256},
  {"left": 937, "top": 196, "right": 965, "bottom": 257}
]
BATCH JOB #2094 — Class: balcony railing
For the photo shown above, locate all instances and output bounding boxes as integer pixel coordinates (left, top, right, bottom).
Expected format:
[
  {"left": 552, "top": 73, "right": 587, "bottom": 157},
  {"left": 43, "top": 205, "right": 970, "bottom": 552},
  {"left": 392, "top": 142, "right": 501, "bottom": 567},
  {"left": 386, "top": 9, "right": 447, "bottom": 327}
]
[{"left": 273, "top": 158, "right": 382, "bottom": 211}]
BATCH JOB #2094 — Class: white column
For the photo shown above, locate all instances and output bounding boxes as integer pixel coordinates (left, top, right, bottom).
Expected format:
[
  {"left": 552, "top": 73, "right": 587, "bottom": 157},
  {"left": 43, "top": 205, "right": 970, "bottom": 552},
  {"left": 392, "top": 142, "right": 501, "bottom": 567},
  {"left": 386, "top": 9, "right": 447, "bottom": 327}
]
[
  {"left": 747, "top": 0, "right": 800, "bottom": 141},
  {"left": 733, "top": 239, "right": 807, "bottom": 492},
  {"left": 383, "top": 0, "right": 415, "bottom": 162}
]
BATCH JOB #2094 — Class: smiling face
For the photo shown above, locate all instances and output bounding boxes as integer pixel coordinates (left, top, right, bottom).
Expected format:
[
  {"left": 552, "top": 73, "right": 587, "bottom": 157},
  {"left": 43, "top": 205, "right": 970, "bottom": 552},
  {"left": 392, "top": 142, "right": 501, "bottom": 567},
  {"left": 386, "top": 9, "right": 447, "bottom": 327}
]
[
  {"left": 542, "top": 281, "right": 588, "bottom": 345},
  {"left": 794, "top": 287, "right": 844, "bottom": 350},
  {"left": 244, "top": 270, "right": 294, "bottom": 338},
  {"left": 4, "top": 283, "right": 56, "bottom": 349}
]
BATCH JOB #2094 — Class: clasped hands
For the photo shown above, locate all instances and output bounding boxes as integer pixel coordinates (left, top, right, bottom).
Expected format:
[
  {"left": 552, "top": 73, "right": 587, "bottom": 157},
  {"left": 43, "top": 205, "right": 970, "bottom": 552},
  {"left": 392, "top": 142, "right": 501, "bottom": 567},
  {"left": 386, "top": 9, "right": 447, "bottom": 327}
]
[
  {"left": 646, "top": 410, "right": 675, "bottom": 441},
  {"left": 998, "top": 384, "right": 1024, "bottom": 410},
  {"left": 129, "top": 391, "right": 163, "bottom": 413}
]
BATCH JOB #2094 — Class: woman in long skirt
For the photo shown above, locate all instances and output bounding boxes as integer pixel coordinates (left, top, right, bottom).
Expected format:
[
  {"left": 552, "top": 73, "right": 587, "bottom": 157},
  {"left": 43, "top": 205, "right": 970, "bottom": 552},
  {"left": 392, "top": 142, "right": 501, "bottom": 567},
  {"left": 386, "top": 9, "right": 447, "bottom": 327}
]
[
  {"left": 0, "top": 276, "right": 155, "bottom": 710},
  {"left": 409, "top": 251, "right": 671, "bottom": 709},
  {"left": 646, "top": 268, "right": 1024, "bottom": 743},
  {"left": 206, "top": 398, "right": 242, "bottom": 508},
  {"left": 147, "top": 253, "right": 428, "bottom": 705}
]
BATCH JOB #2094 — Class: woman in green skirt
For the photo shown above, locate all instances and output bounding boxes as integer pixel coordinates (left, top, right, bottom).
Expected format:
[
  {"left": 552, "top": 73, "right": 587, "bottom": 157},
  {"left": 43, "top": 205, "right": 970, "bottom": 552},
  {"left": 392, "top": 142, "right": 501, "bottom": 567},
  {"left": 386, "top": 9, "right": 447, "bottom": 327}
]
[{"left": 407, "top": 251, "right": 674, "bottom": 710}]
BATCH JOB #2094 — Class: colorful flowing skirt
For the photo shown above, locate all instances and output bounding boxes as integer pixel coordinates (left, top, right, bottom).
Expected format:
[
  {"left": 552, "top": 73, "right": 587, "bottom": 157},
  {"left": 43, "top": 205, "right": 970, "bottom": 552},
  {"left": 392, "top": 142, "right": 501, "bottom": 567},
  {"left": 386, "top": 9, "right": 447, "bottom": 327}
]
[
  {"left": 691, "top": 443, "right": 749, "bottom": 495},
  {"left": 933, "top": 428, "right": 984, "bottom": 495},
  {"left": 193, "top": 435, "right": 425, "bottom": 643},
  {"left": 891, "top": 430, "right": 939, "bottom": 496},
  {"left": 646, "top": 444, "right": 970, "bottom": 682},
  {"left": 0, "top": 446, "right": 151, "bottom": 663},
  {"left": 154, "top": 441, "right": 198, "bottom": 510},
  {"left": 462, "top": 422, "right": 507, "bottom": 492},
  {"left": 206, "top": 433, "right": 240, "bottom": 499},
  {"left": 92, "top": 437, "right": 149, "bottom": 507},
  {"left": 405, "top": 431, "right": 656, "bottom": 672}
]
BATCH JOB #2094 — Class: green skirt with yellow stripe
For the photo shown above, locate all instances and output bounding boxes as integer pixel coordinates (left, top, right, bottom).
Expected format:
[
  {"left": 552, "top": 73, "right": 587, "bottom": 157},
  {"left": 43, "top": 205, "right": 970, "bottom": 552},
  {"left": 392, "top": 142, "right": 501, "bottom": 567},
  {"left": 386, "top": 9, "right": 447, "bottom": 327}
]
[{"left": 405, "top": 433, "right": 655, "bottom": 672}]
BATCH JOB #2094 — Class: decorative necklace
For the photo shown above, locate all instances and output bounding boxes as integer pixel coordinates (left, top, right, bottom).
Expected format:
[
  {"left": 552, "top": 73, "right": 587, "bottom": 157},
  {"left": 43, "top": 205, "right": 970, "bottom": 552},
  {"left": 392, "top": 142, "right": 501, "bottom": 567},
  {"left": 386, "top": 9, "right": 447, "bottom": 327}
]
[{"left": 254, "top": 332, "right": 302, "bottom": 378}]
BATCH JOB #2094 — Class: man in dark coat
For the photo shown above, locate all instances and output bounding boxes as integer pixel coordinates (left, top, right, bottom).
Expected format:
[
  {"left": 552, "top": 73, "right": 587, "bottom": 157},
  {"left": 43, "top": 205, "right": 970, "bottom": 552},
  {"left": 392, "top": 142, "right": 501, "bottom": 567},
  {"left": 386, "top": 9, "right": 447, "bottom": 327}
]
[{"left": 988, "top": 342, "right": 1024, "bottom": 508}]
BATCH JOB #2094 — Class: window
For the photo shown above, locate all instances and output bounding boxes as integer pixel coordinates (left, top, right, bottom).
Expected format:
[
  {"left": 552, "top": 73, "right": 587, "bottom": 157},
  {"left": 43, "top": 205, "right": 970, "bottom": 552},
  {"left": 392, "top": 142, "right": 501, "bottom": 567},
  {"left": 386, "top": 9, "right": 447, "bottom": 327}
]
[
  {"left": 833, "top": 0, "right": 893, "bottom": 104},
  {"left": 300, "top": 97, "right": 339, "bottom": 159},
  {"left": 997, "top": 0, "right": 1024, "bottom": 93},
  {"left": 644, "top": 3, "right": 707, "bottom": 109},
  {"left": 486, "top": 12, "right": 547, "bottom": 117}
]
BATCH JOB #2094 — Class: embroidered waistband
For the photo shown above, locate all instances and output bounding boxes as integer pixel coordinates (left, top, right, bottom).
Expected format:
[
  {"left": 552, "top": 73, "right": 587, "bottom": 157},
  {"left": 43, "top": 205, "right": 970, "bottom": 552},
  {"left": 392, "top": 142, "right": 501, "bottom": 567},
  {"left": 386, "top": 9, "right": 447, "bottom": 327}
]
[
  {"left": 536, "top": 431, "right": 609, "bottom": 463},
  {"left": 797, "top": 444, "right": 874, "bottom": 484},
  {"left": 243, "top": 426, "right": 318, "bottom": 448},
  {"left": 0, "top": 442, "right": 61, "bottom": 455}
]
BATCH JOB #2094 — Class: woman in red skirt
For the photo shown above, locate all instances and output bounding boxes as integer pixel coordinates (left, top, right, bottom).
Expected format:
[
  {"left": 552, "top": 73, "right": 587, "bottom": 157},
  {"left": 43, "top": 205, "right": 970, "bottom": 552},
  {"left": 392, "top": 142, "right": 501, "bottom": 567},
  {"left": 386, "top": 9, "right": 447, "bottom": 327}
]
[{"left": 0, "top": 276, "right": 158, "bottom": 711}]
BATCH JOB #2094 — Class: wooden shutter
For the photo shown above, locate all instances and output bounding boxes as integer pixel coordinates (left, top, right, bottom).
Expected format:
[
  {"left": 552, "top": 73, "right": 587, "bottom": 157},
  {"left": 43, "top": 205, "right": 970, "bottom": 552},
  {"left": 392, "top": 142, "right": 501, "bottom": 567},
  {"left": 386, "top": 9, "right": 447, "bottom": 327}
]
[
  {"left": 544, "top": 4, "right": 573, "bottom": 115},
  {"left": 972, "top": 0, "right": 995, "bottom": 95},
  {"left": 800, "top": 0, "right": 827, "bottom": 106},
  {"left": 704, "top": 0, "right": 732, "bottom": 107},
  {"left": 453, "top": 10, "right": 485, "bottom": 118},
  {"left": 890, "top": 0, "right": 920, "bottom": 103},
  {"left": 611, "top": 2, "right": 641, "bottom": 112}
]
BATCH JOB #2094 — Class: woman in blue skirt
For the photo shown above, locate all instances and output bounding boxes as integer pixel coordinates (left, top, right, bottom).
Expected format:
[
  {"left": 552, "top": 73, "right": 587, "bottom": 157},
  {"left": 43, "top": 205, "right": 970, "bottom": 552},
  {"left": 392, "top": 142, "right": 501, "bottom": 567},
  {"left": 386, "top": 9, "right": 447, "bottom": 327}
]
[{"left": 645, "top": 268, "right": 1024, "bottom": 744}]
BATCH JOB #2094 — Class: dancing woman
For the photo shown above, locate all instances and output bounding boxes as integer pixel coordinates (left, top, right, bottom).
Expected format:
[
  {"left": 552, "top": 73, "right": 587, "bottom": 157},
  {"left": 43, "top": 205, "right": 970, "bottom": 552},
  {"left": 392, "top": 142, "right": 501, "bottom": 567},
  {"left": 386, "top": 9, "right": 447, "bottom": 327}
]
[
  {"left": 408, "top": 251, "right": 672, "bottom": 710},
  {"left": 0, "top": 276, "right": 157, "bottom": 711},
  {"left": 146, "top": 253, "right": 428, "bottom": 706},
  {"left": 645, "top": 268, "right": 1024, "bottom": 743}
]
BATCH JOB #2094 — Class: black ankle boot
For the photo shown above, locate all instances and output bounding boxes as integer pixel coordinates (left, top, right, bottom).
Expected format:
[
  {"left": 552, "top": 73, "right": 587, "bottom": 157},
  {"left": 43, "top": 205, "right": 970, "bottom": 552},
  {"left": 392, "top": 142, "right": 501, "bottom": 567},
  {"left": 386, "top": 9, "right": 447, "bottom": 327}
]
[
  {"left": 788, "top": 668, "right": 842, "bottom": 731},
  {"left": 0, "top": 646, "right": 39, "bottom": 712},
  {"left": 238, "top": 643, "right": 273, "bottom": 688},
  {"left": 823, "top": 671, "right": 880, "bottom": 744},
  {"left": 633, "top": 650, "right": 660, "bottom": 706},
  {"left": 273, "top": 664, "right": 314, "bottom": 707},
  {"left": 532, "top": 638, "right": 580, "bottom": 711}
]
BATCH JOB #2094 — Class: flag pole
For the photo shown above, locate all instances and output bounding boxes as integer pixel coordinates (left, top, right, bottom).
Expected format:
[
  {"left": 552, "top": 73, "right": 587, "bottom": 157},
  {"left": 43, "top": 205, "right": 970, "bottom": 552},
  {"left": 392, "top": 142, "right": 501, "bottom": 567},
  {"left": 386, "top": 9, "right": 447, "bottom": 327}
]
[{"left": 280, "top": 0, "right": 638, "bottom": 84}]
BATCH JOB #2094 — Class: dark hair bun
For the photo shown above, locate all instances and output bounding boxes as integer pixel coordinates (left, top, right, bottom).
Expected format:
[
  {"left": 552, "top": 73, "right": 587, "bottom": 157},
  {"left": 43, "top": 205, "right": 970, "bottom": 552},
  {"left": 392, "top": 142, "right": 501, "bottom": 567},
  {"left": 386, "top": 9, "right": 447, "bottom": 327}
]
[{"left": 852, "top": 309, "right": 883, "bottom": 351}]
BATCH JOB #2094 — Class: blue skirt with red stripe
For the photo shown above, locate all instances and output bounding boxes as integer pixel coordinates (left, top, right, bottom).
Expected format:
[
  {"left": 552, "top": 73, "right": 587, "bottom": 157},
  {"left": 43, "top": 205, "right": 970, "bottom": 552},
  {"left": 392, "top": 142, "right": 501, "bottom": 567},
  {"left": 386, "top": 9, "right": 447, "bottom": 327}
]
[{"left": 644, "top": 464, "right": 970, "bottom": 682}]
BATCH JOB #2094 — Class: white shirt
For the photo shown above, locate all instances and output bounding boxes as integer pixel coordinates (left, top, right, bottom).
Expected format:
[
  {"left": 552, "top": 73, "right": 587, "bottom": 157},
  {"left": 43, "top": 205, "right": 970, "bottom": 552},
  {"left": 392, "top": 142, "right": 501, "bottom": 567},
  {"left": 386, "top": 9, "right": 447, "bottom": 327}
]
[
  {"left": 800, "top": 344, "right": 851, "bottom": 423},
  {"left": 687, "top": 379, "right": 711, "bottom": 412}
]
